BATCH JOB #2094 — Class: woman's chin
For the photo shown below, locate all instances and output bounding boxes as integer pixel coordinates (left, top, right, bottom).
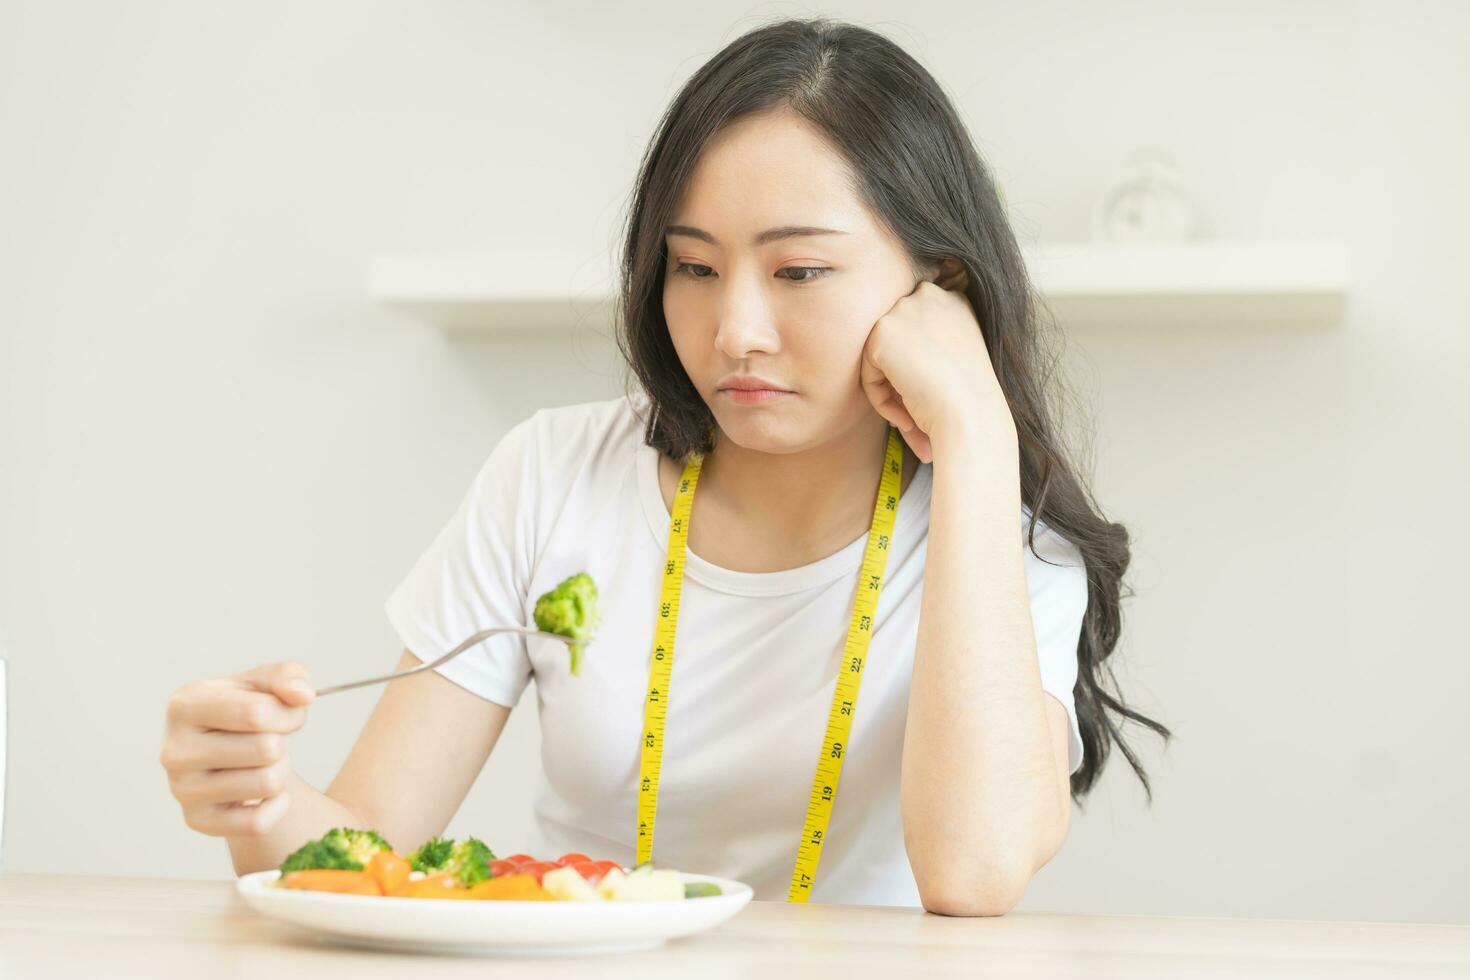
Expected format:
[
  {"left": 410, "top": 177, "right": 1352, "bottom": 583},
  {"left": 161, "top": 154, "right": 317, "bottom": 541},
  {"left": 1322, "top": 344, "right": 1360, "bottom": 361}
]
[{"left": 712, "top": 410, "right": 808, "bottom": 456}]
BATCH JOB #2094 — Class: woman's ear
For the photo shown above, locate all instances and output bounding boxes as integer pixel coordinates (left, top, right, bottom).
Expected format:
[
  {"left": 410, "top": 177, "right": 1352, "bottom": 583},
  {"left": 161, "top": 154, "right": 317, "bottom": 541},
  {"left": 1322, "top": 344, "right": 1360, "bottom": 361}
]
[{"left": 929, "top": 256, "right": 970, "bottom": 292}]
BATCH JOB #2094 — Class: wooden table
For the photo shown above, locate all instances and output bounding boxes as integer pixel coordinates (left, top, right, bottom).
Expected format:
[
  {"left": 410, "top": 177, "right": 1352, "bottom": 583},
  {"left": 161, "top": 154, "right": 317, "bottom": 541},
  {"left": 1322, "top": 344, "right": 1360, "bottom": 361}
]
[{"left": 1, "top": 873, "right": 1465, "bottom": 978}]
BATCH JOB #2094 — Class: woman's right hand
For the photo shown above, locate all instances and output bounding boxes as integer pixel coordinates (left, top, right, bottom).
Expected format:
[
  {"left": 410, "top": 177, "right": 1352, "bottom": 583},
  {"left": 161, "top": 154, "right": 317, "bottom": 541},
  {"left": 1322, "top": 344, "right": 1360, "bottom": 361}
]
[{"left": 160, "top": 661, "right": 316, "bottom": 837}]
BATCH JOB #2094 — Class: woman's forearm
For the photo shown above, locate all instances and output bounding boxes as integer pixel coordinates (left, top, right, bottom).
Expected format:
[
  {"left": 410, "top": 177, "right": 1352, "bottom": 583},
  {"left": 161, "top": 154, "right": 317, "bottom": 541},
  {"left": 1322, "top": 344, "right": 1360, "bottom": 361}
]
[{"left": 900, "top": 413, "right": 1065, "bottom": 915}]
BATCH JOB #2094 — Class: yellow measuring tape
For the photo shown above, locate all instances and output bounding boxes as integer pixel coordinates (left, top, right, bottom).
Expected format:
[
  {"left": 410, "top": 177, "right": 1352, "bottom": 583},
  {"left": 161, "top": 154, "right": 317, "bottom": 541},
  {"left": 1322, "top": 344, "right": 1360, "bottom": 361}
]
[{"left": 636, "top": 425, "right": 905, "bottom": 901}]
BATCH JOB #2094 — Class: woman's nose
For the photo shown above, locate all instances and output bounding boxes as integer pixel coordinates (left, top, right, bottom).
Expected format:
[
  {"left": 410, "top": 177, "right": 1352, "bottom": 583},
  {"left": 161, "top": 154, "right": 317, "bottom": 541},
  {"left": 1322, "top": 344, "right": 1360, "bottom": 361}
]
[{"left": 712, "top": 279, "right": 781, "bottom": 359}]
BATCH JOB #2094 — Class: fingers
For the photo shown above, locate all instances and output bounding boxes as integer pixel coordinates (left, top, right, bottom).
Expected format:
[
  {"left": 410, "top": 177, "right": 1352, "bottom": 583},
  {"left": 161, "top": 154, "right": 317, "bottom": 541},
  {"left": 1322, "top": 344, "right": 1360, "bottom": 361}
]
[
  {"left": 181, "top": 792, "right": 293, "bottom": 838},
  {"left": 161, "top": 728, "right": 288, "bottom": 771},
  {"left": 882, "top": 395, "right": 920, "bottom": 435},
  {"left": 864, "top": 376, "right": 920, "bottom": 434},
  {"left": 872, "top": 386, "right": 933, "bottom": 463},
  {"left": 167, "top": 683, "right": 309, "bottom": 734},
  {"left": 900, "top": 426, "right": 933, "bottom": 465},
  {"left": 860, "top": 373, "right": 932, "bottom": 464},
  {"left": 169, "top": 755, "right": 294, "bottom": 807},
  {"left": 236, "top": 660, "right": 317, "bottom": 708},
  {"left": 163, "top": 662, "right": 317, "bottom": 839}
]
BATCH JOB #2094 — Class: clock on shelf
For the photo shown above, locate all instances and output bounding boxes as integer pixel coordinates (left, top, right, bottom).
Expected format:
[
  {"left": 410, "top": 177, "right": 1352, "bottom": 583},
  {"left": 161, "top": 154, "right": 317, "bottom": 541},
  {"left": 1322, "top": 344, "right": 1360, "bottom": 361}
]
[{"left": 1091, "top": 147, "right": 1196, "bottom": 244}]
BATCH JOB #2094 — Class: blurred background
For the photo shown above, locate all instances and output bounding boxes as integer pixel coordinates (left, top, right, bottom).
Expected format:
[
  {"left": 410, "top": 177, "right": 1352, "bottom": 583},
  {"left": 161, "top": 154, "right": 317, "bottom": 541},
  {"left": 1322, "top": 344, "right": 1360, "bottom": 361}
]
[{"left": 1, "top": 1, "right": 1466, "bottom": 926}]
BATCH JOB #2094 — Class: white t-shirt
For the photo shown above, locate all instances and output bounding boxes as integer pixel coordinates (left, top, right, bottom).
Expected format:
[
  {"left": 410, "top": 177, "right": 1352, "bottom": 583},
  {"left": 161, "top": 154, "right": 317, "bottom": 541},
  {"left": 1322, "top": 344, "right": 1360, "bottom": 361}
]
[{"left": 385, "top": 392, "right": 1088, "bottom": 907}]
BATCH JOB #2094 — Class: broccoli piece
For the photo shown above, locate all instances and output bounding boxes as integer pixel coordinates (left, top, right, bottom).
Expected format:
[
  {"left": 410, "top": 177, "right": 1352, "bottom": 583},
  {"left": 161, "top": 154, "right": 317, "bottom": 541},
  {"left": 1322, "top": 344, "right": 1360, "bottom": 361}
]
[
  {"left": 406, "top": 836, "right": 455, "bottom": 874},
  {"left": 407, "top": 836, "right": 496, "bottom": 887},
  {"left": 533, "top": 571, "right": 600, "bottom": 676},
  {"left": 446, "top": 838, "right": 495, "bottom": 886},
  {"left": 279, "top": 827, "right": 392, "bottom": 874}
]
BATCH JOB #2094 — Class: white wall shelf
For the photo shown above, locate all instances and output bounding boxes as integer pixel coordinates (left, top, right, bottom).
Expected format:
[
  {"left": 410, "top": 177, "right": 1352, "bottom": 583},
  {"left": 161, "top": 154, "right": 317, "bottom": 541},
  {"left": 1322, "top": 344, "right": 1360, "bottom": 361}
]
[{"left": 368, "top": 239, "right": 1350, "bottom": 332}]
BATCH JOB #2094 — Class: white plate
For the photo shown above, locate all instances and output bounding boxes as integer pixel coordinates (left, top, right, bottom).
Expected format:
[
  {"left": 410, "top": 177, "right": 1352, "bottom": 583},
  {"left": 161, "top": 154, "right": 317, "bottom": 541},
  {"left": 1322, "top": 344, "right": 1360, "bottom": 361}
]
[{"left": 235, "top": 869, "right": 753, "bottom": 956}]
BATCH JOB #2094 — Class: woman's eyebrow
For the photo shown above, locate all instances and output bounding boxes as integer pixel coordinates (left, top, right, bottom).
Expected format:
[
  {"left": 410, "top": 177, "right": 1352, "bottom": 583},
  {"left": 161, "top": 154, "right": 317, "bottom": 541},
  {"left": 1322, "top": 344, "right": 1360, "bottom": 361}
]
[{"left": 665, "top": 224, "right": 850, "bottom": 246}]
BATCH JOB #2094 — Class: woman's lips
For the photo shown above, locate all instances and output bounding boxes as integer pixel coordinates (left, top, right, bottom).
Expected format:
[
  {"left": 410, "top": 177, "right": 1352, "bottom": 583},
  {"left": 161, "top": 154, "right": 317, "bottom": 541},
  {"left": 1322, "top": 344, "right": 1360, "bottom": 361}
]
[{"left": 720, "top": 387, "right": 792, "bottom": 405}]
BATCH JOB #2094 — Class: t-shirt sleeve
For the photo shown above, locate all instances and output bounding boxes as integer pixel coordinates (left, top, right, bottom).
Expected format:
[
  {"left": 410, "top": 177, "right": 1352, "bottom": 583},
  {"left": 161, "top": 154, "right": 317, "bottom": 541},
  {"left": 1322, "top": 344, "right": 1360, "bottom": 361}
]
[
  {"left": 383, "top": 413, "right": 541, "bottom": 709},
  {"left": 1024, "top": 518, "right": 1089, "bottom": 776}
]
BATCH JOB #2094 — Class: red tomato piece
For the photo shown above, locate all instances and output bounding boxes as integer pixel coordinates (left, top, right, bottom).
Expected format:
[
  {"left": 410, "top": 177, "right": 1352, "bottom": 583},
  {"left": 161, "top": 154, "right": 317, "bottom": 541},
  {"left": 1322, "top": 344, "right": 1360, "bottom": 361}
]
[
  {"left": 554, "top": 852, "right": 592, "bottom": 868},
  {"left": 488, "top": 859, "right": 519, "bottom": 878},
  {"left": 568, "top": 861, "right": 606, "bottom": 885},
  {"left": 501, "top": 854, "right": 536, "bottom": 868},
  {"left": 516, "top": 861, "right": 559, "bottom": 884}
]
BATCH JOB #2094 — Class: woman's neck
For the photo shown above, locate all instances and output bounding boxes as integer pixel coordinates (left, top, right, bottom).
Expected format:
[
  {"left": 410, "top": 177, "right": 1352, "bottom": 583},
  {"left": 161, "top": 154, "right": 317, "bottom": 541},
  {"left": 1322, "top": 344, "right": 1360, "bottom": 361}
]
[{"left": 663, "top": 412, "right": 920, "bottom": 573}]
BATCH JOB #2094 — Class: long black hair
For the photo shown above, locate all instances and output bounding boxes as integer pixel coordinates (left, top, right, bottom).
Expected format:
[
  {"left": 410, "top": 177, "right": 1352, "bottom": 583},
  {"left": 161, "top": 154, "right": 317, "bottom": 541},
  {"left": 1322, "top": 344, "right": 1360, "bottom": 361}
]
[{"left": 613, "top": 16, "right": 1171, "bottom": 805}]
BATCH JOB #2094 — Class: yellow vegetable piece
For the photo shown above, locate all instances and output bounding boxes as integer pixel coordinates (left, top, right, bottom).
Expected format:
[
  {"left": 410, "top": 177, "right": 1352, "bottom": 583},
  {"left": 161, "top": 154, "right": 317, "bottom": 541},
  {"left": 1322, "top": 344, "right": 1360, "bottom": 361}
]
[
  {"left": 365, "top": 851, "right": 411, "bottom": 895},
  {"left": 279, "top": 869, "right": 383, "bottom": 896},
  {"left": 466, "top": 874, "right": 556, "bottom": 901},
  {"left": 395, "top": 872, "right": 476, "bottom": 900}
]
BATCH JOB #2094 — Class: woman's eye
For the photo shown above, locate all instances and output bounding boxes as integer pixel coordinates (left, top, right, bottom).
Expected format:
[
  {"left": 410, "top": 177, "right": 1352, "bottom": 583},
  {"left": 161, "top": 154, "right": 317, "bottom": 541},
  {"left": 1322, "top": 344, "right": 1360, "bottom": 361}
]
[
  {"left": 778, "top": 266, "right": 832, "bottom": 283},
  {"left": 673, "top": 262, "right": 715, "bottom": 279},
  {"left": 671, "top": 262, "right": 831, "bottom": 283}
]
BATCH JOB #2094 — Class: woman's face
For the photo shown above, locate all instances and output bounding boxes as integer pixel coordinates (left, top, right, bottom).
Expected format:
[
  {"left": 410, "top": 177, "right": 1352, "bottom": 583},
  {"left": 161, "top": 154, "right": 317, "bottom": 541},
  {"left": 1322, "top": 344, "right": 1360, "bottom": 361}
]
[{"left": 662, "top": 107, "right": 926, "bottom": 456}]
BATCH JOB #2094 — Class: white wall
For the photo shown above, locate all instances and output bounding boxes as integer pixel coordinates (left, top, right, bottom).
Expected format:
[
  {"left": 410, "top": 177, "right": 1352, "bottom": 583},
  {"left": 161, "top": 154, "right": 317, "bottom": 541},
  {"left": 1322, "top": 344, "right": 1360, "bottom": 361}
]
[{"left": 2, "top": 1, "right": 1465, "bottom": 926}]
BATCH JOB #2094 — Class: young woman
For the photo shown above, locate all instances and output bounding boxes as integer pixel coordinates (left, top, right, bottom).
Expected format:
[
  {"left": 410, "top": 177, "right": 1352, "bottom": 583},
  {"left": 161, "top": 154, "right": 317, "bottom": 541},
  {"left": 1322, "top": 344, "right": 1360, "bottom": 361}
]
[{"left": 160, "top": 17, "right": 1169, "bottom": 916}]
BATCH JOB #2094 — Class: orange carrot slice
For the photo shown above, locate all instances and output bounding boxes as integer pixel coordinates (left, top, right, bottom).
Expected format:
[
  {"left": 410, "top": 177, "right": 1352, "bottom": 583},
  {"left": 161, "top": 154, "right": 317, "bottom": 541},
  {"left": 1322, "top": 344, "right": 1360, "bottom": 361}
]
[
  {"left": 395, "top": 872, "right": 476, "bottom": 900},
  {"left": 365, "top": 851, "right": 411, "bottom": 895},
  {"left": 466, "top": 874, "right": 556, "bottom": 901},
  {"left": 279, "top": 869, "right": 382, "bottom": 896}
]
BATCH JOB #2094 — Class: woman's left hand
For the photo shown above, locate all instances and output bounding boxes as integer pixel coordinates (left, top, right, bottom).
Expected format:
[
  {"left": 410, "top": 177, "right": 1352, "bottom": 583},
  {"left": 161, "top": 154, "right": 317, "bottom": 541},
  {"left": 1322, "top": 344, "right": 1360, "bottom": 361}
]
[{"left": 859, "top": 271, "right": 1016, "bottom": 464}]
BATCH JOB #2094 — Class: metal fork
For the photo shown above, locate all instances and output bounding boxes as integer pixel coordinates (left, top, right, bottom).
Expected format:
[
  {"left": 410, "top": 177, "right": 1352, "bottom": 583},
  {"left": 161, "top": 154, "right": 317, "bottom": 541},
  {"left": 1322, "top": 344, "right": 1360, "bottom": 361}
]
[{"left": 314, "top": 626, "right": 580, "bottom": 696}]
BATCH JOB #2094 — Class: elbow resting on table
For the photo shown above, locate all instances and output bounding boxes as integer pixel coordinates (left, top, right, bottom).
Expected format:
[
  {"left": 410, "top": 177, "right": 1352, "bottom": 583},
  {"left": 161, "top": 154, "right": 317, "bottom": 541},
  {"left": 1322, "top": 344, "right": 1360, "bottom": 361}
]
[
  {"left": 908, "top": 794, "right": 1070, "bottom": 916},
  {"left": 916, "top": 864, "right": 1030, "bottom": 917}
]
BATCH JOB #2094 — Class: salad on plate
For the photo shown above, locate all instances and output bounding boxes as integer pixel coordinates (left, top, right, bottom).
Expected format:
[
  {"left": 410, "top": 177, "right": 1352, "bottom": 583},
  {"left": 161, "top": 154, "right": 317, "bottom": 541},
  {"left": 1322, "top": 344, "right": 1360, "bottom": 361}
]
[{"left": 269, "top": 827, "right": 722, "bottom": 903}]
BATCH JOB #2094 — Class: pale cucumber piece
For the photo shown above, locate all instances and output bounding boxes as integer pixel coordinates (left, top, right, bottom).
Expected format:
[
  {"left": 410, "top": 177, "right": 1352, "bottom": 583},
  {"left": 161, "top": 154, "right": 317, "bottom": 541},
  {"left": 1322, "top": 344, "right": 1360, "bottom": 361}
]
[
  {"left": 594, "top": 867, "right": 626, "bottom": 899},
  {"left": 606, "top": 868, "right": 685, "bottom": 901},
  {"left": 684, "top": 881, "right": 722, "bottom": 898}
]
